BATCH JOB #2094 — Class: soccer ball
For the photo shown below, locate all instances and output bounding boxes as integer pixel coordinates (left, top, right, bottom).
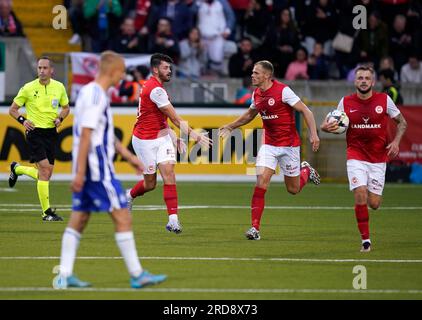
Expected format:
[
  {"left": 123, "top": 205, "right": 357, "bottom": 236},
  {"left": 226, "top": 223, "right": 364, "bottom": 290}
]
[{"left": 325, "top": 110, "right": 349, "bottom": 134}]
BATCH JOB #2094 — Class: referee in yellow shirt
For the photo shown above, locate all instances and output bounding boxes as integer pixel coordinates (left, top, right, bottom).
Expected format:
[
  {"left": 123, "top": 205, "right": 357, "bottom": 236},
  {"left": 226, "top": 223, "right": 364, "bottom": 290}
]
[{"left": 8, "top": 56, "right": 70, "bottom": 221}]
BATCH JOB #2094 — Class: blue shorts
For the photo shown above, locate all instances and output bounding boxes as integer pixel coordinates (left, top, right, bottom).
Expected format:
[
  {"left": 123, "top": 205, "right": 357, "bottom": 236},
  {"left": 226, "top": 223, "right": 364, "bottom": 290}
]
[{"left": 72, "top": 179, "right": 127, "bottom": 213}]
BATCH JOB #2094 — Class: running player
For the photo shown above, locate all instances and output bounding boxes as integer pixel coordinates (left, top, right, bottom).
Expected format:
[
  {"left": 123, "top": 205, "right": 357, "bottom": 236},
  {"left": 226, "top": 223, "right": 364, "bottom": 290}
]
[
  {"left": 321, "top": 65, "right": 407, "bottom": 252},
  {"left": 219, "top": 60, "right": 321, "bottom": 240}
]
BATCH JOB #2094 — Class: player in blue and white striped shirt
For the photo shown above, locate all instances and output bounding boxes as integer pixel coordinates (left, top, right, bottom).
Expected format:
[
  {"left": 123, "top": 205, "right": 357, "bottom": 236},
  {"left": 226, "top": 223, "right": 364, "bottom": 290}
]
[{"left": 55, "top": 51, "right": 167, "bottom": 289}]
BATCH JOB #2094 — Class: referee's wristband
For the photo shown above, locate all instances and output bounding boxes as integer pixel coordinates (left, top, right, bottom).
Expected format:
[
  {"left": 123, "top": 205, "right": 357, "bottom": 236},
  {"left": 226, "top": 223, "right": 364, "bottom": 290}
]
[{"left": 17, "top": 116, "right": 26, "bottom": 125}]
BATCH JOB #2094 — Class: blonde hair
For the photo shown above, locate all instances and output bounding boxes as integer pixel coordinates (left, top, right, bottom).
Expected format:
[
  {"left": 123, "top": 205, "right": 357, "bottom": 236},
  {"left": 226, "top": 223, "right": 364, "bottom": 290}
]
[
  {"left": 99, "top": 51, "right": 125, "bottom": 74},
  {"left": 254, "top": 60, "right": 274, "bottom": 75}
]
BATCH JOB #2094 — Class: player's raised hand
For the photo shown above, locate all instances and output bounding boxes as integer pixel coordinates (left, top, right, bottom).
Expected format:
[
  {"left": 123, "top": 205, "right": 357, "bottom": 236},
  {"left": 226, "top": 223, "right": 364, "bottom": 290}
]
[
  {"left": 195, "top": 131, "right": 213, "bottom": 148},
  {"left": 218, "top": 125, "right": 232, "bottom": 139},
  {"left": 386, "top": 140, "right": 400, "bottom": 158},
  {"left": 310, "top": 134, "right": 320, "bottom": 152}
]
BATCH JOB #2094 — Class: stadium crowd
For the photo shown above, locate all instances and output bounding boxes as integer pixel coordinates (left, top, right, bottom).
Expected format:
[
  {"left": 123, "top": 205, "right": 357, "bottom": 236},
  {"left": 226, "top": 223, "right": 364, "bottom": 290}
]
[{"left": 61, "top": 0, "right": 422, "bottom": 83}]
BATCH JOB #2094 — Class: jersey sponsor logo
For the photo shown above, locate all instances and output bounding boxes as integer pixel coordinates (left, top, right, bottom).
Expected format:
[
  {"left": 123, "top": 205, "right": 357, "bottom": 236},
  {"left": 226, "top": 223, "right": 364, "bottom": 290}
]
[
  {"left": 351, "top": 123, "right": 381, "bottom": 129},
  {"left": 261, "top": 114, "right": 279, "bottom": 120},
  {"left": 375, "top": 105, "right": 383, "bottom": 114},
  {"left": 351, "top": 116, "right": 381, "bottom": 129},
  {"left": 268, "top": 98, "right": 275, "bottom": 106}
]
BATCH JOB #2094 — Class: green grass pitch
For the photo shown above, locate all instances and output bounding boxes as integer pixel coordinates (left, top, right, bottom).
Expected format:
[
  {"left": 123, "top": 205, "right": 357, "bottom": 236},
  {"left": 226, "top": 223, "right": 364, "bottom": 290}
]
[{"left": 0, "top": 180, "right": 421, "bottom": 300}]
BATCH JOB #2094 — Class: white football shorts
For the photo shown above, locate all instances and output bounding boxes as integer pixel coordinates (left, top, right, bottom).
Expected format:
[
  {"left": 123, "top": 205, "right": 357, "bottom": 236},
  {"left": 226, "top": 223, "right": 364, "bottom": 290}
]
[
  {"left": 132, "top": 134, "right": 176, "bottom": 175},
  {"left": 256, "top": 145, "right": 301, "bottom": 176},
  {"left": 347, "top": 159, "right": 386, "bottom": 195}
]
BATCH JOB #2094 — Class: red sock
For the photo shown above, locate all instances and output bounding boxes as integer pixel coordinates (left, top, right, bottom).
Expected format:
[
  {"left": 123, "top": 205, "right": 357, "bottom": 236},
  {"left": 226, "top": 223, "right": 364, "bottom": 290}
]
[
  {"left": 299, "top": 166, "right": 310, "bottom": 191},
  {"left": 130, "top": 180, "right": 145, "bottom": 198},
  {"left": 163, "top": 184, "right": 178, "bottom": 215},
  {"left": 251, "top": 186, "right": 266, "bottom": 230},
  {"left": 355, "top": 204, "right": 370, "bottom": 240}
]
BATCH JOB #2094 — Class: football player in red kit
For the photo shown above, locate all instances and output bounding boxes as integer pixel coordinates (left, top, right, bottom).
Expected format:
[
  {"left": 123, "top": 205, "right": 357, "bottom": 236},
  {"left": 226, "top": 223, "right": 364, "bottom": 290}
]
[
  {"left": 321, "top": 65, "right": 407, "bottom": 252},
  {"left": 127, "top": 53, "right": 211, "bottom": 234},
  {"left": 219, "top": 60, "right": 321, "bottom": 240}
]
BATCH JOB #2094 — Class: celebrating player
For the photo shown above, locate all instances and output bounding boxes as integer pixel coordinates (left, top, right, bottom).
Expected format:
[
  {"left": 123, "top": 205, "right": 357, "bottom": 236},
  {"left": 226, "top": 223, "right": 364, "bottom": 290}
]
[
  {"left": 219, "top": 60, "right": 321, "bottom": 240},
  {"left": 320, "top": 65, "right": 407, "bottom": 252},
  {"left": 126, "top": 53, "right": 212, "bottom": 234},
  {"left": 55, "top": 51, "right": 167, "bottom": 289}
]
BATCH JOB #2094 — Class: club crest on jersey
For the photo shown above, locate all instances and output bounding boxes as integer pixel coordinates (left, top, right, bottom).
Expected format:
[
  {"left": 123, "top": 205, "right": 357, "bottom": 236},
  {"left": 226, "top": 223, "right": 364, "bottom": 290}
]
[
  {"left": 268, "top": 98, "right": 275, "bottom": 106},
  {"left": 375, "top": 105, "right": 383, "bottom": 114},
  {"left": 352, "top": 177, "right": 358, "bottom": 184}
]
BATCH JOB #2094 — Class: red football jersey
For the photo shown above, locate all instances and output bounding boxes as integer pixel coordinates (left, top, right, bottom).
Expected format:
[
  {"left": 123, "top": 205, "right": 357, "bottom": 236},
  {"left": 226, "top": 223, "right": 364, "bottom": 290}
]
[
  {"left": 133, "top": 77, "right": 170, "bottom": 140},
  {"left": 339, "top": 92, "right": 401, "bottom": 163},
  {"left": 251, "top": 80, "right": 301, "bottom": 147}
]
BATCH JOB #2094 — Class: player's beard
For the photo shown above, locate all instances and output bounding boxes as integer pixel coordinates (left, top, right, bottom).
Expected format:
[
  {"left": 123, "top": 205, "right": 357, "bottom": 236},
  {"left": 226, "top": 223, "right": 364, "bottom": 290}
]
[
  {"left": 159, "top": 71, "right": 171, "bottom": 82},
  {"left": 356, "top": 85, "right": 372, "bottom": 95}
]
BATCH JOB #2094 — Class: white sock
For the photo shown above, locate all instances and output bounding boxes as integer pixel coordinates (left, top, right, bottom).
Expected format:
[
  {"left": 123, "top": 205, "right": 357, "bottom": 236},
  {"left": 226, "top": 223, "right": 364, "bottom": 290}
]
[
  {"left": 59, "top": 227, "right": 81, "bottom": 277},
  {"left": 126, "top": 189, "right": 133, "bottom": 200},
  {"left": 362, "top": 239, "right": 371, "bottom": 244},
  {"left": 169, "top": 214, "right": 178, "bottom": 224},
  {"left": 115, "top": 231, "right": 143, "bottom": 278}
]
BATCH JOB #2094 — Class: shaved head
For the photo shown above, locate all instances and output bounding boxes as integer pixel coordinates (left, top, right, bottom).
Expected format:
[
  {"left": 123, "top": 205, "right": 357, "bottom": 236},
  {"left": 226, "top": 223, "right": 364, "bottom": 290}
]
[{"left": 99, "top": 51, "right": 125, "bottom": 74}]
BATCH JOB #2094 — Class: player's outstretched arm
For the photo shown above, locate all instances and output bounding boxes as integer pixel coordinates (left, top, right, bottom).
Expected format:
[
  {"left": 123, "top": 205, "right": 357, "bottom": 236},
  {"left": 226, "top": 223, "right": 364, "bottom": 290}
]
[
  {"left": 218, "top": 108, "right": 259, "bottom": 139},
  {"left": 115, "top": 138, "right": 145, "bottom": 174},
  {"left": 292, "top": 101, "right": 320, "bottom": 152},
  {"left": 387, "top": 113, "right": 407, "bottom": 158},
  {"left": 168, "top": 128, "right": 187, "bottom": 153},
  {"left": 160, "top": 103, "right": 212, "bottom": 148},
  {"left": 71, "top": 127, "right": 92, "bottom": 193}
]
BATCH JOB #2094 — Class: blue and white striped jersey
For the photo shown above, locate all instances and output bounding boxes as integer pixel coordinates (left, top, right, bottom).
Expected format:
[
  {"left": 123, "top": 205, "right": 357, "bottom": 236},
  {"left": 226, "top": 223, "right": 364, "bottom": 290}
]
[{"left": 73, "top": 82, "right": 116, "bottom": 181}]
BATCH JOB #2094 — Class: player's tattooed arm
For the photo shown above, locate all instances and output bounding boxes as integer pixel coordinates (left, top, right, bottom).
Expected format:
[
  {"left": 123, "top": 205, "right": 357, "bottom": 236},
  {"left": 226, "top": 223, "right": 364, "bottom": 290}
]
[
  {"left": 219, "top": 108, "right": 259, "bottom": 139},
  {"left": 114, "top": 137, "right": 145, "bottom": 174},
  {"left": 387, "top": 113, "right": 407, "bottom": 157}
]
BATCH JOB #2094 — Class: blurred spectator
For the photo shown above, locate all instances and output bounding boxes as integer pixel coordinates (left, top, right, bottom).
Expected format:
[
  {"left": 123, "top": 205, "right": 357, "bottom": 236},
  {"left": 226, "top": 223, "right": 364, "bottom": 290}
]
[
  {"left": 0, "top": 0, "right": 24, "bottom": 37},
  {"left": 66, "top": 0, "right": 85, "bottom": 45},
  {"left": 357, "top": 11, "right": 389, "bottom": 69},
  {"left": 285, "top": 47, "right": 309, "bottom": 81},
  {"left": 308, "top": 42, "right": 329, "bottom": 80},
  {"left": 234, "top": 76, "right": 253, "bottom": 105},
  {"left": 112, "top": 17, "right": 141, "bottom": 53},
  {"left": 406, "top": 0, "right": 422, "bottom": 57},
  {"left": 229, "top": 0, "right": 249, "bottom": 38},
  {"left": 122, "top": 0, "right": 152, "bottom": 33},
  {"left": 197, "top": 0, "right": 233, "bottom": 74},
  {"left": 83, "top": 0, "right": 123, "bottom": 52},
  {"left": 379, "top": 68, "right": 403, "bottom": 104},
  {"left": 228, "top": 37, "right": 258, "bottom": 78},
  {"left": 148, "top": 17, "right": 180, "bottom": 62},
  {"left": 302, "top": 0, "right": 337, "bottom": 57},
  {"left": 243, "top": 0, "right": 272, "bottom": 47},
  {"left": 389, "top": 14, "right": 413, "bottom": 73},
  {"left": 178, "top": 27, "right": 207, "bottom": 78},
  {"left": 264, "top": 8, "right": 300, "bottom": 78},
  {"left": 379, "top": 56, "right": 399, "bottom": 82},
  {"left": 148, "top": 0, "right": 193, "bottom": 40},
  {"left": 119, "top": 65, "right": 149, "bottom": 103},
  {"left": 400, "top": 53, "right": 422, "bottom": 84}
]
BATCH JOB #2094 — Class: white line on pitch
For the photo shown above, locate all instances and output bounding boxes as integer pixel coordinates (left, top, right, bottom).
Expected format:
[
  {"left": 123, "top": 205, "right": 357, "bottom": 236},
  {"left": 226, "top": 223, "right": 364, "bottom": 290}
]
[
  {"left": 0, "top": 287, "right": 421, "bottom": 294},
  {"left": 1, "top": 256, "right": 421, "bottom": 263}
]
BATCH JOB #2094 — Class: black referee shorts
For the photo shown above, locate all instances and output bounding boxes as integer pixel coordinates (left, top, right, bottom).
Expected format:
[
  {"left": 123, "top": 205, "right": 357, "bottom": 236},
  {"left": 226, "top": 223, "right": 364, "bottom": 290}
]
[{"left": 25, "top": 128, "right": 58, "bottom": 165}]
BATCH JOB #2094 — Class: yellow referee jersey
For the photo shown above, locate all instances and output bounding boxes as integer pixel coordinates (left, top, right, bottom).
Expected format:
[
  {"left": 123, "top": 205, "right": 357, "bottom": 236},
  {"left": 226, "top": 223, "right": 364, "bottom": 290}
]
[{"left": 13, "top": 78, "right": 69, "bottom": 129}]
